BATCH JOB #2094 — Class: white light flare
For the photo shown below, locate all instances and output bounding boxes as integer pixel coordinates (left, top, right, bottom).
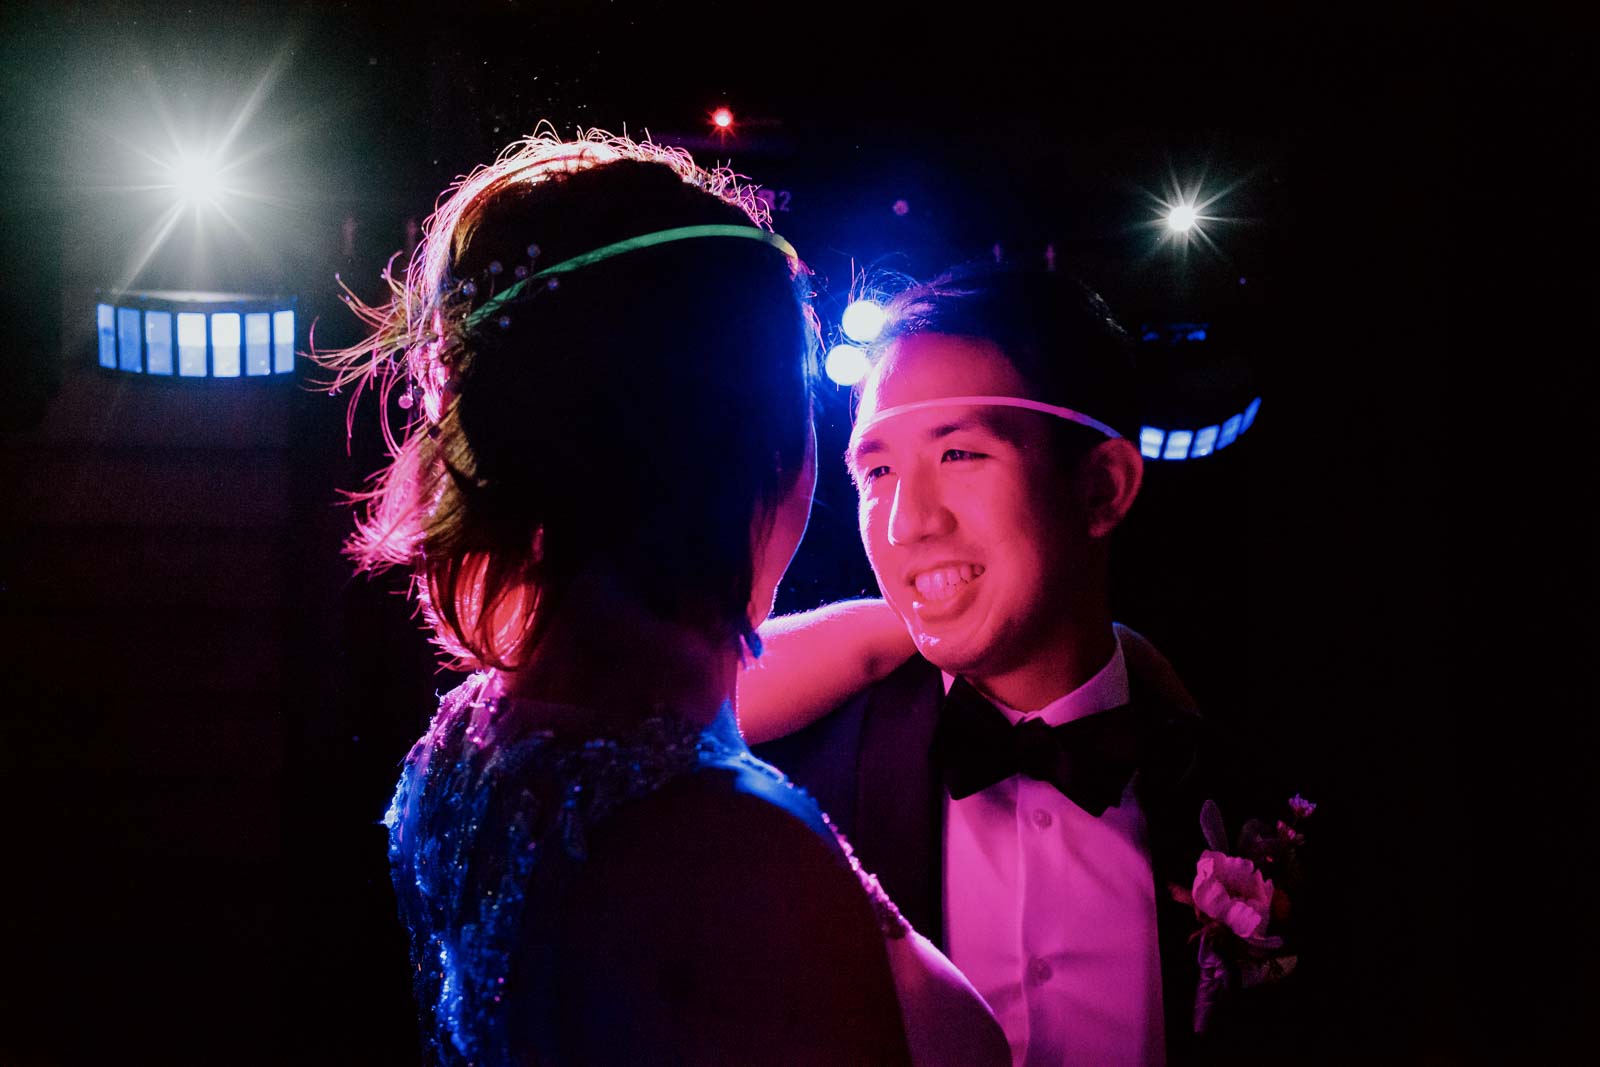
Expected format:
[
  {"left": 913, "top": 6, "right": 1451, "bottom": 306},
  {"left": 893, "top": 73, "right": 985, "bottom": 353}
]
[
  {"left": 1147, "top": 173, "right": 1237, "bottom": 258},
  {"left": 825, "top": 343, "right": 870, "bottom": 387},
  {"left": 97, "top": 45, "right": 300, "bottom": 292},
  {"left": 171, "top": 150, "right": 223, "bottom": 208},
  {"left": 840, "top": 299, "right": 886, "bottom": 344},
  {"left": 1165, "top": 203, "right": 1198, "bottom": 233}
]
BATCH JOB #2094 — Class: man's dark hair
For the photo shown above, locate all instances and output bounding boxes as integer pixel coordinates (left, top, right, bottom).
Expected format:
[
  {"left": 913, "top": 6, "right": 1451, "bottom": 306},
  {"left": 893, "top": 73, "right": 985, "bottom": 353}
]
[{"left": 871, "top": 266, "right": 1140, "bottom": 459}]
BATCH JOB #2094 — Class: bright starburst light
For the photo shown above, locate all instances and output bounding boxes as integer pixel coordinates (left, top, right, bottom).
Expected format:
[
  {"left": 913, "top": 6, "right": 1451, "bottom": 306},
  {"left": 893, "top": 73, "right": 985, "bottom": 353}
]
[
  {"left": 92, "top": 43, "right": 304, "bottom": 291},
  {"left": 1165, "top": 203, "right": 1198, "bottom": 233},
  {"left": 1144, "top": 167, "right": 1244, "bottom": 262},
  {"left": 169, "top": 150, "right": 226, "bottom": 208}
]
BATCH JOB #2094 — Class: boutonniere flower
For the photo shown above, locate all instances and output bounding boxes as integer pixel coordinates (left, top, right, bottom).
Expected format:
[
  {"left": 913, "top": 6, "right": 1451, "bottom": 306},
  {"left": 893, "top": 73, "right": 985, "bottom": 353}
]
[{"left": 1169, "top": 795, "right": 1314, "bottom": 1034}]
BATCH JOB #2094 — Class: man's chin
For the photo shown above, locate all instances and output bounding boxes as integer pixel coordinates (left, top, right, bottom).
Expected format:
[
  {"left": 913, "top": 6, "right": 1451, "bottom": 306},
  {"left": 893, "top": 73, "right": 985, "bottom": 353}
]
[{"left": 911, "top": 628, "right": 984, "bottom": 677}]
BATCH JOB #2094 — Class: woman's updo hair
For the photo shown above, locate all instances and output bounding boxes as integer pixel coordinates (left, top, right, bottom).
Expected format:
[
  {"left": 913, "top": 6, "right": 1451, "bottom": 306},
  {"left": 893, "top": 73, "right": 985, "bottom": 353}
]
[{"left": 322, "top": 131, "right": 817, "bottom": 670}]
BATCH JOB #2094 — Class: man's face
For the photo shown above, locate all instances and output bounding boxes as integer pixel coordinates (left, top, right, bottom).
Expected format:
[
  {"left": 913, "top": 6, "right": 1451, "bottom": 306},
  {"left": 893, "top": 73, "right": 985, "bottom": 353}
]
[{"left": 848, "top": 333, "right": 1090, "bottom": 680}]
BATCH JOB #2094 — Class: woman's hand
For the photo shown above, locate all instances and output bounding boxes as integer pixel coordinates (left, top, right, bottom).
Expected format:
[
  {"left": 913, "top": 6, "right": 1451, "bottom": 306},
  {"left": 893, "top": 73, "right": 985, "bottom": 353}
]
[{"left": 738, "top": 599, "right": 914, "bottom": 744}]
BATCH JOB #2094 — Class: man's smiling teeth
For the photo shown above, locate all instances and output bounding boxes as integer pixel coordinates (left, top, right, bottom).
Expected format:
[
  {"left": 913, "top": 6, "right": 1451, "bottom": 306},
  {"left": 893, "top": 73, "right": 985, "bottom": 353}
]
[{"left": 912, "top": 564, "right": 984, "bottom": 602}]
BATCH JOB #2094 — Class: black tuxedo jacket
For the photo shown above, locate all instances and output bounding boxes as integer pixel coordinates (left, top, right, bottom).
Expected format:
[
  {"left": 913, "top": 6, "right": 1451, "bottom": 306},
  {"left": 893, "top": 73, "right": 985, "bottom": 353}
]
[{"left": 755, "top": 653, "right": 1319, "bottom": 1064}]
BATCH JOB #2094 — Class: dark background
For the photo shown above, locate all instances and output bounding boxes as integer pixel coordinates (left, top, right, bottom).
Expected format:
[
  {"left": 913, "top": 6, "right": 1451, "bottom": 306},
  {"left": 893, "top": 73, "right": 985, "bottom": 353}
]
[{"left": 0, "top": 2, "right": 1587, "bottom": 1063}]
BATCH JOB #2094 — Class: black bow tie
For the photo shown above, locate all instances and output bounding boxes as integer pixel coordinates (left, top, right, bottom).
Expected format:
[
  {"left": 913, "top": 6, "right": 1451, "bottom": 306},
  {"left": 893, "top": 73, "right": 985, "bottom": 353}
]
[{"left": 932, "top": 676, "right": 1151, "bottom": 816}]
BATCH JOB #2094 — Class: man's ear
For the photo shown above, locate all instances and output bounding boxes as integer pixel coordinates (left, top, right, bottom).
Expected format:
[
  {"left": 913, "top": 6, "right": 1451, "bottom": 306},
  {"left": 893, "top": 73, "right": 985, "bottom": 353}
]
[{"left": 1078, "top": 437, "right": 1144, "bottom": 539}]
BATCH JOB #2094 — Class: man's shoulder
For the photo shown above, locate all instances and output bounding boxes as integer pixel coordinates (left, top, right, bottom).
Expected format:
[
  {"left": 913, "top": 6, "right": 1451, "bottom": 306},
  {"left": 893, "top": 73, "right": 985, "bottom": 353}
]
[
  {"left": 1118, "top": 622, "right": 1199, "bottom": 714},
  {"left": 870, "top": 652, "right": 945, "bottom": 706},
  {"left": 751, "top": 654, "right": 942, "bottom": 830},
  {"left": 758, "top": 654, "right": 942, "bottom": 750}
]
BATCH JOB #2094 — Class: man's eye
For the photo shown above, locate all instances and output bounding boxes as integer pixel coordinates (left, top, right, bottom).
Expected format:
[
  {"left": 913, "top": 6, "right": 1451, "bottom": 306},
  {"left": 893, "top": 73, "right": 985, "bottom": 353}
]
[
  {"left": 942, "top": 448, "right": 985, "bottom": 463},
  {"left": 859, "top": 465, "right": 892, "bottom": 486}
]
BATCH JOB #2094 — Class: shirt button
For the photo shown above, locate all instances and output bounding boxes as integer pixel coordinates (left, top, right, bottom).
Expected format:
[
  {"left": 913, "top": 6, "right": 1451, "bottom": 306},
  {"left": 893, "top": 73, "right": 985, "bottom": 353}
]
[
  {"left": 1031, "top": 808, "right": 1053, "bottom": 829},
  {"left": 1027, "top": 957, "right": 1053, "bottom": 984}
]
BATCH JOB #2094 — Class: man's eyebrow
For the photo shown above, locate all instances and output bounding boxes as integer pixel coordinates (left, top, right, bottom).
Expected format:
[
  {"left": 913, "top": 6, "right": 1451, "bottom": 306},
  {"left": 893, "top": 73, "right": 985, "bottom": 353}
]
[
  {"left": 844, "top": 436, "right": 886, "bottom": 471},
  {"left": 845, "top": 412, "right": 1010, "bottom": 470},
  {"left": 927, "top": 416, "right": 992, "bottom": 439},
  {"left": 933, "top": 411, "right": 1030, "bottom": 445}
]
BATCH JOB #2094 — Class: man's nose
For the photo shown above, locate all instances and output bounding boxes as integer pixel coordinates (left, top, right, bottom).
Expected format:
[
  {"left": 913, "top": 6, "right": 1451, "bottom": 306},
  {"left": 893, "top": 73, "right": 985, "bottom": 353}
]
[{"left": 887, "top": 465, "right": 955, "bottom": 546}]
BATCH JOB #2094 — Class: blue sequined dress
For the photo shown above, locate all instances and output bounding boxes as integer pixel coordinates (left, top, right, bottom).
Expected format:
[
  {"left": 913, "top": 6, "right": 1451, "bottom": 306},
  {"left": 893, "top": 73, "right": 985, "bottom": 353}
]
[{"left": 384, "top": 673, "right": 906, "bottom": 1066}]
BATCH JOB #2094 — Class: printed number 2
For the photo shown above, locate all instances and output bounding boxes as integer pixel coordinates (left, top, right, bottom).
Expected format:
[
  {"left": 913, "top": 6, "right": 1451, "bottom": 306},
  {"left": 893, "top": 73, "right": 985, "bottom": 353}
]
[{"left": 756, "top": 189, "right": 793, "bottom": 213}]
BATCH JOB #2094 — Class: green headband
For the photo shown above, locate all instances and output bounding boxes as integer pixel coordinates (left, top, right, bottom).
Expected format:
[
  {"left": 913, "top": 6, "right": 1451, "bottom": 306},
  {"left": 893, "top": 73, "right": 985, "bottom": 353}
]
[{"left": 463, "top": 224, "right": 800, "bottom": 330}]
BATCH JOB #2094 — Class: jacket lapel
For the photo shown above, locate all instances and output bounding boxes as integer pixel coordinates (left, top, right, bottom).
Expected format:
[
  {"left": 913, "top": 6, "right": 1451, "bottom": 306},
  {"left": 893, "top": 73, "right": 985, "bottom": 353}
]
[
  {"left": 1139, "top": 699, "right": 1300, "bottom": 1064},
  {"left": 1131, "top": 672, "right": 1210, "bottom": 1063},
  {"left": 1148, "top": 790, "right": 1205, "bottom": 1061},
  {"left": 851, "top": 655, "right": 948, "bottom": 947}
]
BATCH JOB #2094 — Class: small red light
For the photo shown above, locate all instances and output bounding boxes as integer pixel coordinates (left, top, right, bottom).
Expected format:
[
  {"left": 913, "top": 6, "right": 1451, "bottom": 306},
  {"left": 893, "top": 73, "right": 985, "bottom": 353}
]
[{"left": 711, "top": 107, "right": 734, "bottom": 129}]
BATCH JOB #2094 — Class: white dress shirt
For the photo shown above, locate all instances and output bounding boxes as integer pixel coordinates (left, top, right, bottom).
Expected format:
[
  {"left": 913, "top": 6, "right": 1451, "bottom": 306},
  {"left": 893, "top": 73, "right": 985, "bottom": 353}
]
[{"left": 943, "top": 637, "right": 1165, "bottom": 1066}]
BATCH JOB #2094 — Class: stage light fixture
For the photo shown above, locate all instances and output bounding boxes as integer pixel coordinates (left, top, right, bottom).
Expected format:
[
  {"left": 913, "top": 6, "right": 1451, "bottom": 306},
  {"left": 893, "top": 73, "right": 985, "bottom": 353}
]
[
  {"left": 840, "top": 300, "right": 886, "bottom": 344},
  {"left": 824, "top": 343, "right": 870, "bottom": 387},
  {"left": 1138, "top": 398, "right": 1262, "bottom": 462},
  {"left": 97, "top": 291, "right": 296, "bottom": 380}
]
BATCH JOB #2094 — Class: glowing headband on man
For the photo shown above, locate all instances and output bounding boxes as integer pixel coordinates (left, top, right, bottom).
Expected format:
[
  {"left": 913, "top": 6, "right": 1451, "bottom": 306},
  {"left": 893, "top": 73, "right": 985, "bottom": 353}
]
[
  {"left": 849, "top": 395, "right": 1123, "bottom": 448},
  {"left": 465, "top": 224, "right": 800, "bottom": 330}
]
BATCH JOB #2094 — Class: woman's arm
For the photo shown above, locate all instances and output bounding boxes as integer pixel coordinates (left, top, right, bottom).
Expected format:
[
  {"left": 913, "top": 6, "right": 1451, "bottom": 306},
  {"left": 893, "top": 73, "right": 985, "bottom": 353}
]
[{"left": 738, "top": 599, "right": 915, "bottom": 744}]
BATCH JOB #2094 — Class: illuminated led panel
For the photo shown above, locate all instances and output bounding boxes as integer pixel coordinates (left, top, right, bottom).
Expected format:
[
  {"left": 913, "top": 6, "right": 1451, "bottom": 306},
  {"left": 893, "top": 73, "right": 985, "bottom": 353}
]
[
  {"left": 97, "top": 304, "right": 116, "bottom": 368},
  {"left": 177, "top": 313, "right": 208, "bottom": 376},
  {"left": 117, "top": 307, "right": 142, "bottom": 372},
  {"left": 93, "top": 291, "right": 298, "bottom": 381},
  {"left": 1139, "top": 426, "right": 1165, "bottom": 459},
  {"left": 146, "top": 311, "right": 174, "bottom": 375},
  {"left": 273, "top": 311, "right": 295, "bottom": 373},
  {"left": 211, "top": 313, "right": 241, "bottom": 377},
  {"left": 245, "top": 312, "right": 271, "bottom": 375},
  {"left": 1144, "top": 405, "right": 1260, "bottom": 462},
  {"left": 1217, "top": 414, "right": 1243, "bottom": 450},
  {"left": 1162, "top": 430, "right": 1194, "bottom": 461}
]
